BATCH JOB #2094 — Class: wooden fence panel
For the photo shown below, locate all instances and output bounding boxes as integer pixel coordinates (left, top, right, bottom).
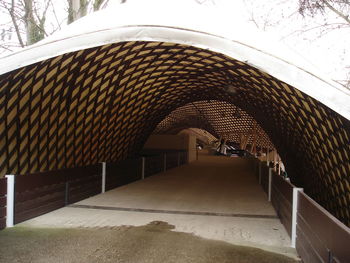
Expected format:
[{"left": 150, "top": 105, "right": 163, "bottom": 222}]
[
  {"left": 166, "top": 152, "right": 178, "bottom": 170},
  {"left": 68, "top": 174, "right": 101, "bottom": 204},
  {"left": 261, "top": 165, "right": 269, "bottom": 194},
  {"left": 14, "top": 164, "right": 101, "bottom": 224},
  {"left": 106, "top": 158, "right": 142, "bottom": 191},
  {"left": 3, "top": 150, "right": 188, "bottom": 226},
  {"left": 179, "top": 151, "right": 188, "bottom": 165},
  {"left": 296, "top": 192, "right": 350, "bottom": 263},
  {"left": 15, "top": 172, "right": 66, "bottom": 224},
  {"left": 144, "top": 155, "right": 163, "bottom": 178},
  {"left": 253, "top": 159, "right": 264, "bottom": 179},
  {"left": 271, "top": 172, "right": 293, "bottom": 236},
  {"left": 0, "top": 178, "right": 6, "bottom": 229}
]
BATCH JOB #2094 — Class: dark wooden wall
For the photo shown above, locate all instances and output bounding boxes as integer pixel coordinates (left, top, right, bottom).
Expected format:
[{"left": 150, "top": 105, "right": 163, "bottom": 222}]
[
  {"left": 296, "top": 192, "right": 350, "bottom": 263},
  {"left": 271, "top": 172, "right": 293, "bottom": 236},
  {"left": 0, "top": 178, "right": 6, "bottom": 229}
]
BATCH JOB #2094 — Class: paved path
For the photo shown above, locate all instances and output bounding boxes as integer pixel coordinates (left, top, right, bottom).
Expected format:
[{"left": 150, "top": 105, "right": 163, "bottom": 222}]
[{"left": 20, "top": 152, "right": 297, "bottom": 258}]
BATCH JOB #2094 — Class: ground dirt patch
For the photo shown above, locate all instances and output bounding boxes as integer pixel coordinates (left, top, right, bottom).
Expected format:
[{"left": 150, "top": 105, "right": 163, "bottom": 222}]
[{"left": 0, "top": 221, "right": 299, "bottom": 263}]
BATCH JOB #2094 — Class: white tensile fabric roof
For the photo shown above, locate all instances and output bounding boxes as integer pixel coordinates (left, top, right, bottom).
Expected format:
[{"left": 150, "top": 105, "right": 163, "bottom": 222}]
[{"left": 0, "top": 1, "right": 349, "bottom": 120}]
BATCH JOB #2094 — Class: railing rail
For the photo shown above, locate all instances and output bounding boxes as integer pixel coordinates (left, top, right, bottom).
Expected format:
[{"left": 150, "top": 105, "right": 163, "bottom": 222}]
[{"left": 255, "top": 158, "right": 350, "bottom": 263}]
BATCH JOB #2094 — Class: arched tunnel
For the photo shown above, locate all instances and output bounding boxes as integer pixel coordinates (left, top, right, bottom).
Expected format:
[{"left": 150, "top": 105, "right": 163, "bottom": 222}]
[
  {"left": 0, "top": 5, "right": 349, "bottom": 228},
  {"left": 154, "top": 100, "right": 274, "bottom": 150}
]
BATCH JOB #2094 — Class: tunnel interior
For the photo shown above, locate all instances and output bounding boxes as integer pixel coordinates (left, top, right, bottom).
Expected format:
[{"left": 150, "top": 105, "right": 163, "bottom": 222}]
[
  {"left": 153, "top": 100, "right": 274, "bottom": 150},
  {"left": 0, "top": 41, "right": 349, "bottom": 225}
]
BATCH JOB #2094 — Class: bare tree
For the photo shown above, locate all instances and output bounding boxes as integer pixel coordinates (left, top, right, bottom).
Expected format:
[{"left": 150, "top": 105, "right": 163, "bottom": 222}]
[
  {"left": 1, "top": 0, "right": 25, "bottom": 48},
  {"left": 67, "top": 0, "right": 88, "bottom": 24},
  {"left": 299, "top": 0, "right": 350, "bottom": 25},
  {"left": 0, "top": 0, "right": 111, "bottom": 54},
  {"left": 0, "top": 0, "right": 56, "bottom": 50},
  {"left": 93, "top": 0, "right": 104, "bottom": 11},
  {"left": 67, "top": 0, "right": 115, "bottom": 24},
  {"left": 298, "top": 0, "right": 350, "bottom": 88},
  {"left": 244, "top": 0, "right": 350, "bottom": 89},
  {"left": 24, "top": 0, "right": 51, "bottom": 45}
]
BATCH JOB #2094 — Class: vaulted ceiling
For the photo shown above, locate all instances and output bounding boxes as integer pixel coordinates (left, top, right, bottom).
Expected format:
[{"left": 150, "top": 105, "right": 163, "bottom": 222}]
[
  {"left": 154, "top": 100, "right": 274, "bottom": 149},
  {"left": 0, "top": 41, "right": 349, "bottom": 225}
]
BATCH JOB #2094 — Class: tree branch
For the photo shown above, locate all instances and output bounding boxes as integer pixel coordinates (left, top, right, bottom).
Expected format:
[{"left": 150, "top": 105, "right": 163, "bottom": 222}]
[
  {"left": 50, "top": 0, "right": 62, "bottom": 30},
  {"left": 9, "top": 0, "right": 25, "bottom": 47},
  {"left": 322, "top": 0, "right": 350, "bottom": 24}
]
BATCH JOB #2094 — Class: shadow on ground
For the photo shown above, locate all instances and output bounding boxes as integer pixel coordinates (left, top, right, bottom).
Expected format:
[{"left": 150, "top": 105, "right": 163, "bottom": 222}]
[{"left": 0, "top": 221, "right": 299, "bottom": 263}]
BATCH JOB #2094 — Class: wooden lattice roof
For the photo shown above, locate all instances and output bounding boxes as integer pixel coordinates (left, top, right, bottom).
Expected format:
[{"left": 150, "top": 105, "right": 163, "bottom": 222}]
[
  {"left": 1, "top": 41, "right": 349, "bottom": 225},
  {"left": 154, "top": 100, "right": 274, "bottom": 149}
]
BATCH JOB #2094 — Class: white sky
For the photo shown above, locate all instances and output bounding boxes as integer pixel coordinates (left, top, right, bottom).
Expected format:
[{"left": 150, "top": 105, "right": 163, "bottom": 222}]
[{"left": 0, "top": 0, "right": 349, "bottom": 85}]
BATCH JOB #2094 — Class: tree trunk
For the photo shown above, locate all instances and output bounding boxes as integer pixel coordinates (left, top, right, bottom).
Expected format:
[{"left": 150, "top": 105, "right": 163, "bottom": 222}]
[
  {"left": 93, "top": 0, "right": 104, "bottom": 11},
  {"left": 9, "top": 0, "right": 25, "bottom": 47},
  {"left": 24, "top": 0, "right": 44, "bottom": 45},
  {"left": 68, "top": 0, "right": 88, "bottom": 24}
]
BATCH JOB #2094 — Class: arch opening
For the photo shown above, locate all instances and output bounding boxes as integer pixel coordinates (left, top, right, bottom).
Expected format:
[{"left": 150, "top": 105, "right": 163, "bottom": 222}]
[{"left": 153, "top": 100, "right": 274, "bottom": 151}]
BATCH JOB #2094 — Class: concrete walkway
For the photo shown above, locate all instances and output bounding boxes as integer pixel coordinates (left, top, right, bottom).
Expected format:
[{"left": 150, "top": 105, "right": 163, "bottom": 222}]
[{"left": 20, "top": 151, "right": 297, "bottom": 258}]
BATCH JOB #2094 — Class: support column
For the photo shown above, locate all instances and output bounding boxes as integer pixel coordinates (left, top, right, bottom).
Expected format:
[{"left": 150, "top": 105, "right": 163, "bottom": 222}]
[
  {"left": 268, "top": 168, "right": 273, "bottom": 201},
  {"left": 5, "top": 175, "right": 15, "bottom": 228},
  {"left": 101, "top": 162, "right": 106, "bottom": 193},
  {"left": 278, "top": 156, "right": 281, "bottom": 175},
  {"left": 291, "top": 188, "right": 303, "bottom": 248}
]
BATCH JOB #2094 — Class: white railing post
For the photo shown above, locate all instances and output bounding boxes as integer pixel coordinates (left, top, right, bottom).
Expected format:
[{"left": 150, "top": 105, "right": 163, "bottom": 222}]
[
  {"left": 291, "top": 187, "right": 303, "bottom": 248},
  {"left": 5, "top": 175, "right": 15, "bottom": 228},
  {"left": 141, "top": 157, "right": 145, "bottom": 180},
  {"left": 163, "top": 153, "right": 167, "bottom": 172},
  {"left": 268, "top": 168, "right": 273, "bottom": 201},
  {"left": 101, "top": 162, "right": 106, "bottom": 193}
]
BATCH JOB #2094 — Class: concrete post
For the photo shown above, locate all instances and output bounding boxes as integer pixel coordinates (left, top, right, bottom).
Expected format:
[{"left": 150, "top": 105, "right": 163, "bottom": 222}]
[
  {"left": 141, "top": 157, "right": 145, "bottom": 180},
  {"left": 5, "top": 175, "right": 15, "bottom": 228},
  {"left": 273, "top": 150, "right": 277, "bottom": 172},
  {"left": 291, "top": 188, "right": 303, "bottom": 248},
  {"left": 268, "top": 168, "right": 273, "bottom": 201},
  {"left": 163, "top": 153, "right": 167, "bottom": 172},
  {"left": 101, "top": 162, "right": 106, "bottom": 193},
  {"left": 278, "top": 156, "right": 281, "bottom": 175},
  {"left": 266, "top": 148, "right": 270, "bottom": 166}
]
